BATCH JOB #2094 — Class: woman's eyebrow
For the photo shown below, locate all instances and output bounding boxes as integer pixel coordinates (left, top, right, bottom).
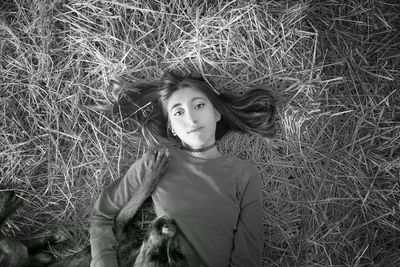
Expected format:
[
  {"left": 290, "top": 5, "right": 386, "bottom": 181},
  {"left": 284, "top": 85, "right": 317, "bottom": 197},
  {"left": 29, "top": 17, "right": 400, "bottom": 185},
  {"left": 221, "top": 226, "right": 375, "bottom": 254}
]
[{"left": 170, "top": 97, "right": 206, "bottom": 111}]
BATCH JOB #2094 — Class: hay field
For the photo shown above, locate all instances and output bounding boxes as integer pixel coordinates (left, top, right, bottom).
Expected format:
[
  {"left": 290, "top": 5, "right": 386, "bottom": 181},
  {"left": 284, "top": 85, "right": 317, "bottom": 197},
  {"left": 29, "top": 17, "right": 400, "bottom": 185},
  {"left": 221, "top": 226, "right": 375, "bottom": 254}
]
[{"left": 1, "top": 0, "right": 399, "bottom": 266}]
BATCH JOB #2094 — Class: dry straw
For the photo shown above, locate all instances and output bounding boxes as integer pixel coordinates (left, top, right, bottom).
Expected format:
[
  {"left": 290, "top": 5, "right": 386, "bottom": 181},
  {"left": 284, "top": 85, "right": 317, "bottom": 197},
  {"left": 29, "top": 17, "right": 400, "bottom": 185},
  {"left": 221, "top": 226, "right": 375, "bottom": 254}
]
[{"left": 1, "top": 0, "right": 399, "bottom": 265}]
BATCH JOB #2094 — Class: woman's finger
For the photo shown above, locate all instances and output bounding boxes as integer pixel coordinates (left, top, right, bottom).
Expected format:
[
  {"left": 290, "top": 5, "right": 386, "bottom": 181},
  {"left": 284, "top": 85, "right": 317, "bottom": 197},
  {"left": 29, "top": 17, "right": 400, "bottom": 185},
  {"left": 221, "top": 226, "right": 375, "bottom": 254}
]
[
  {"left": 155, "top": 147, "right": 164, "bottom": 162},
  {"left": 158, "top": 149, "right": 169, "bottom": 170},
  {"left": 150, "top": 147, "right": 159, "bottom": 165}
]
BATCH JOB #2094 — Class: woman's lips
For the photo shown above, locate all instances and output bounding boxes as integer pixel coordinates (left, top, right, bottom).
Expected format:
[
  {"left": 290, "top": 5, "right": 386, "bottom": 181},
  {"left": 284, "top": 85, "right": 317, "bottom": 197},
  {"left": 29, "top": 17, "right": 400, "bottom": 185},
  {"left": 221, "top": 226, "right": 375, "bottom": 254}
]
[{"left": 187, "top": 127, "right": 204, "bottom": 134}]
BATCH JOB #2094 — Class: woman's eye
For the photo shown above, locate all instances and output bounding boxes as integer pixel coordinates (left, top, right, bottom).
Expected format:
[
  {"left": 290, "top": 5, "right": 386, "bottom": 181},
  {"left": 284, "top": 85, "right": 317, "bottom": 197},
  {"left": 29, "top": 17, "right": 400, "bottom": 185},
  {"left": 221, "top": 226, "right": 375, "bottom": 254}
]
[
  {"left": 195, "top": 103, "right": 205, "bottom": 109},
  {"left": 173, "top": 110, "right": 183, "bottom": 116}
]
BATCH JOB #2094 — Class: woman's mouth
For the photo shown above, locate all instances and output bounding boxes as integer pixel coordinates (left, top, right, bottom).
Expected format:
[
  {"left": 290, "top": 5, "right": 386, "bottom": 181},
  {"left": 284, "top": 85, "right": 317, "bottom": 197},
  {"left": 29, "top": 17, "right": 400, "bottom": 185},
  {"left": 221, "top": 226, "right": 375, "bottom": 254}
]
[{"left": 187, "top": 127, "right": 204, "bottom": 134}]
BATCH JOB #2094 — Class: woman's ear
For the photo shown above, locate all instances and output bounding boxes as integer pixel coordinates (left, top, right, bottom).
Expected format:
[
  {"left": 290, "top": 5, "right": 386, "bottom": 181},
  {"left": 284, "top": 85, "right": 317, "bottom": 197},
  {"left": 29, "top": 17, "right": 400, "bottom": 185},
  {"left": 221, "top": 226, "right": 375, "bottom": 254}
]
[
  {"left": 167, "top": 121, "right": 177, "bottom": 136},
  {"left": 215, "top": 109, "right": 221, "bottom": 122}
]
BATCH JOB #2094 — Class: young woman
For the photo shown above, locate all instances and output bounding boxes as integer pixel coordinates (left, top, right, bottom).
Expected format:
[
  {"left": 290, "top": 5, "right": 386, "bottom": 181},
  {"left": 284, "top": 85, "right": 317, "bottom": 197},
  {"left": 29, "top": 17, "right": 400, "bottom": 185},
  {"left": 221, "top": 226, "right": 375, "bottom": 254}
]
[{"left": 89, "top": 70, "right": 276, "bottom": 267}]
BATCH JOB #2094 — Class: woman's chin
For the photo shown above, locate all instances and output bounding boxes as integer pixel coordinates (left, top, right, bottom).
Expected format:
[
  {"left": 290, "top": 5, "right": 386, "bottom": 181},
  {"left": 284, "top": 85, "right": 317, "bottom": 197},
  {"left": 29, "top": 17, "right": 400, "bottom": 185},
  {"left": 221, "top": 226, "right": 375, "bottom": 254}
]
[{"left": 182, "top": 140, "right": 210, "bottom": 149}]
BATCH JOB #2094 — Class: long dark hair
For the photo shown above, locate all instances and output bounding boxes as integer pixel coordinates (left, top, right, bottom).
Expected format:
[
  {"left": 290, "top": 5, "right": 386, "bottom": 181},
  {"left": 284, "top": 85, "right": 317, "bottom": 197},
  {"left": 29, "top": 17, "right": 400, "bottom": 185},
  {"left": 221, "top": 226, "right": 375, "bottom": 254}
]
[{"left": 97, "top": 70, "right": 277, "bottom": 147}]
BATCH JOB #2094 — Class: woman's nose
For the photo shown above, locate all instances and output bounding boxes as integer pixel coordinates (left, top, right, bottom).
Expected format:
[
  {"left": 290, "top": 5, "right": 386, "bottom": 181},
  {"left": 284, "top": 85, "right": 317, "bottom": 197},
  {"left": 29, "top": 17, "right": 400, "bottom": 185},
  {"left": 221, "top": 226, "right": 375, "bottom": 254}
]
[{"left": 186, "top": 110, "right": 198, "bottom": 125}]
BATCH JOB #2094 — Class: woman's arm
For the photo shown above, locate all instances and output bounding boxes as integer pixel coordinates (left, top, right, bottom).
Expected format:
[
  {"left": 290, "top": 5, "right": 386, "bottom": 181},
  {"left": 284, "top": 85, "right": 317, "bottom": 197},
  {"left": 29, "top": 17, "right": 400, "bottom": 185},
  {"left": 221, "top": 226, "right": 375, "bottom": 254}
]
[
  {"left": 231, "top": 165, "right": 263, "bottom": 267},
  {"left": 89, "top": 148, "right": 169, "bottom": 267}
]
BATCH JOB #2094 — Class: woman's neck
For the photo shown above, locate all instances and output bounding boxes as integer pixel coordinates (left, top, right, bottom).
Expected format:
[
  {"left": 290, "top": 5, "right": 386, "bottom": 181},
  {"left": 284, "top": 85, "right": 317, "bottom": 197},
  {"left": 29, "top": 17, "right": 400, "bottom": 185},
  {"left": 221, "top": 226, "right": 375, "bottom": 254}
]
[
  {"left": 187, "top": 147, "right": 222, "bottom": 159},
  {"left": 180, "top": 144, "right": 222, "bottom": 159}
]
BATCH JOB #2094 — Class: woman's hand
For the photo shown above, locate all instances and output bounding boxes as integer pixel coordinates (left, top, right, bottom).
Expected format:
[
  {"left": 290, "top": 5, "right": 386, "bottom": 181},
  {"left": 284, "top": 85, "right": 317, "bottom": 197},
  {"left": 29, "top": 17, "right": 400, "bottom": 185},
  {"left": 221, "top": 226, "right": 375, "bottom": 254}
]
[
  {"left": 115, "top": 147, "right": 169, "bottom": 239},
  {"left": 141, "top": 147, "right": 170, "bottom": 195}
]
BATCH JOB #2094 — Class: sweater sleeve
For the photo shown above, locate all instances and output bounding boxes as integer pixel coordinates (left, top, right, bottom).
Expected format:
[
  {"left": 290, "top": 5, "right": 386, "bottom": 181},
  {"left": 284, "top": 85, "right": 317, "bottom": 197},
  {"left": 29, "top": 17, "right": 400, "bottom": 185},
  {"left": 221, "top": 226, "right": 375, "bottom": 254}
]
[
  {"left": 231, "top": 164, "right": 263, "bottom": 267},
  {"left": 89, "top": 153, "right": 149, "bottom": 267}
]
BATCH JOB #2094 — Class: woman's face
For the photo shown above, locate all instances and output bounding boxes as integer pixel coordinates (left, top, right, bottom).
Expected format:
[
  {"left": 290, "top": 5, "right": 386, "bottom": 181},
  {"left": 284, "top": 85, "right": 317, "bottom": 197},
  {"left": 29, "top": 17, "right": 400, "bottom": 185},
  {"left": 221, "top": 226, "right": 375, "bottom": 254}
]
[{"left": 166, "top": 86, "right": 221, "bottom": 149}]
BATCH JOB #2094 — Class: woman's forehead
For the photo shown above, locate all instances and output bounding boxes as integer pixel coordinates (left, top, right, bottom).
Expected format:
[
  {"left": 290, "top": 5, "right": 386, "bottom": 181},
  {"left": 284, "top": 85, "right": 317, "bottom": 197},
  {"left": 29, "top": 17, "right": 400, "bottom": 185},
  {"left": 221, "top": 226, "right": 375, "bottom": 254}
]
[{"left": 166, "top": 86, "right": 208, "bottom": 109}]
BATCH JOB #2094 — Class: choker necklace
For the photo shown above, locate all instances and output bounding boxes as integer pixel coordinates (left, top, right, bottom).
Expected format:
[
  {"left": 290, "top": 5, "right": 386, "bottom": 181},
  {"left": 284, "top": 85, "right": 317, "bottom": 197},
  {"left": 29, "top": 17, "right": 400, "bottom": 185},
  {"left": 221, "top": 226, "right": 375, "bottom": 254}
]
[{"left": 180, "top": 143, "right": 217, "bottom": 153}]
